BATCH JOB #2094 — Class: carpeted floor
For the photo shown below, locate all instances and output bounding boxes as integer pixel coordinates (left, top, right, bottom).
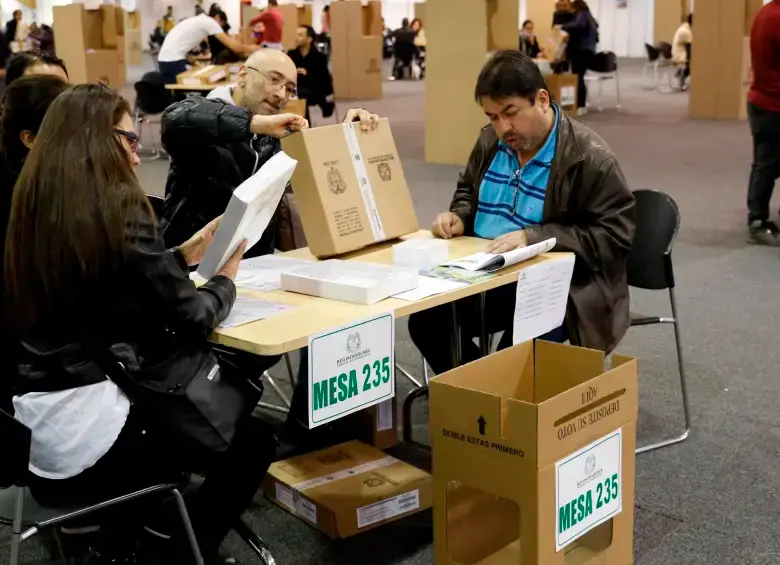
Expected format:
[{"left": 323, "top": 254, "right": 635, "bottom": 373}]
[{"left": 3, "top": 59, "right": 779, "bottom": 565}]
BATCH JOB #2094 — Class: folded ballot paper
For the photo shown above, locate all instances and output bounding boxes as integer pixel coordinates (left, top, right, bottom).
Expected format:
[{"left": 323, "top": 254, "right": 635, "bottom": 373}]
[
  {"left": 442, "top": 238, "right": 556, "bottom": 273},
  {"left": 197, "top": 152, "right": 297, "bottom": 280}
]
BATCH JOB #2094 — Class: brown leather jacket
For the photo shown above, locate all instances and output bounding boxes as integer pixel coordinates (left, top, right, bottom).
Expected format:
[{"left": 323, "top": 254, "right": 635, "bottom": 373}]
[{"left": 451, "top": 112, "right": 635, "bottom": 353}]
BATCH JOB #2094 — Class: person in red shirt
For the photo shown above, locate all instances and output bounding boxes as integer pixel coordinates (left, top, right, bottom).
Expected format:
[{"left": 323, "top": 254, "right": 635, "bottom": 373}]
[
  {"left": 251, "top": 0, "right": 284, "bottom": 50},
  {"left": 746, "top": 0, "right": 780, "bottom": 245}
]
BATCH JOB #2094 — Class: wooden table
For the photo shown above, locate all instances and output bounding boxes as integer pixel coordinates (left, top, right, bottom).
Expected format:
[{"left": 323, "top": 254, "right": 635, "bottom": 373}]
[
  {"left": 211, "top": 230, "right": 569, "bottom": 356},
  {"left": 165, "top": 82, "right": 236, "bottom": 92}
]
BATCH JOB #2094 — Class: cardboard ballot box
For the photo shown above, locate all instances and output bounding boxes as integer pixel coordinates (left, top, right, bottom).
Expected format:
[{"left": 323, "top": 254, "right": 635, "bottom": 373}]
[
  {"left": 263, "top": 440, "right": 431, "bottom": 538},
  {"left": 281, "top": 119, "right": 419, "bottom": 257},
  {"left": 546, "top": 73, "right": 578, "bottom": 114},
  {"left": 430, "top": 340, "right": 638, "bottom": 565},
  {"left": 176, "top": 65, "right": 227, "bottom": 86}
]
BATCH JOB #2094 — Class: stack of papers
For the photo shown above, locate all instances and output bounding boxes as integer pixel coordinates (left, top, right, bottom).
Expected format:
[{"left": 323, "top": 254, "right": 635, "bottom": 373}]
[
  {"left": 512, "top": 255, "right": 575, "bottom": 344},
  {"left": 219, "top": 296, "right": 296, "bottom": 329},
  {"left": 442, "top": 238, "right": 556, "bottom": 272},
  {"left": 393, "top": 276, "right": 467, "bottom": 301},
  {"left": 197, "top": 152, "right": 297, "bottom": 279},
  {"left": 281, "top": 260, "right": 419, "bottom": 305},
  {"left": 192, "top": 255, "right": 312, "bottom": 292}
]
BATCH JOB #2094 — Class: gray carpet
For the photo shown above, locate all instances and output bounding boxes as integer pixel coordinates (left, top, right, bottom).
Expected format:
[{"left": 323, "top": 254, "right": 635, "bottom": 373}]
[{"left": 3, "top": 59, "right": 779, "bottom": 565}]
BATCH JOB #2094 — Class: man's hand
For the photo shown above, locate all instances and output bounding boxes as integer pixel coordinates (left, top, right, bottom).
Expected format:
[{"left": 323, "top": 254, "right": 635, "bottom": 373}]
[
  {"left": 486, "top": 230, "right": 527, "bottom": 254},
  {"left": 250, "top": 113, "right": 309, "bottom": 138},
  {"left": 297, "top": 68, "right": 307, "bottom": 75},
  {"left": 432, "top": 212, "right": 465, "bottom": 239},
  {"left": 343, "top": 108, "right": 381, "bottom": 132},
  {"left": 179, "top": 216, "right": 222, "bottom": 266}
]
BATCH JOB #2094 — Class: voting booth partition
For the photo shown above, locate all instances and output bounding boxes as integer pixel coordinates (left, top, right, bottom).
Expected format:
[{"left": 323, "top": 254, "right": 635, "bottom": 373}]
[
  {"left": 53, "top": 4, "right": 129, "bottom": 87},
  {"left": 330, "top": 0, "right": 383, "bottom": 100},
  {"left": 430, "top": 340, "right": 638, "bottom": 565}
]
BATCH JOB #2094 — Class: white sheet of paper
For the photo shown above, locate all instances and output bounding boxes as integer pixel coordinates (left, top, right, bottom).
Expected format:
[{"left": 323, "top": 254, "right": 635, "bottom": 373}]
[
  {"left": 197, "top": 152, "right": 297, "bottom": 279},
  {"left": 443, "top": 238, "right": 556, "bottom": 272},
  {"left": 512, "top": 254, "right": 575, "bottom": 344},
  {"left": 218, "top": 296, "right": 295, "bottom": 329},
  {"left": 392, "top": 276, "right": 468, "bottom": 301}
]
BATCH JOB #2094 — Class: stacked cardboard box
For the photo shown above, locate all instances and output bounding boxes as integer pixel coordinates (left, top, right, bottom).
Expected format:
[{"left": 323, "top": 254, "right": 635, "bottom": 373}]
[
  {"left": 53, "top": 4, "right": 127, "bottom": 87},
  {"left": 331, "top": 0, "right": 383, "bottom": 100}
]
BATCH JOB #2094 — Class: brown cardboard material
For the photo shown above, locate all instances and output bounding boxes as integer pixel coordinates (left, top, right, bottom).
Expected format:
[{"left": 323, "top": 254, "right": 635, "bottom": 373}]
[
  {"left": 282, "top": 98, "right": 307, "bottom": 117},
  {"left": 430, "top": 340, "right": 638, "bottom": 565},
  {"left": 330, "top": 0, "right": 383, "bottom": 100},
  {"left": 263, "top": 441, "right": 431, "bottom": 538},
  {"left": 85, "top": 50, "right": 121, "bottom": 86},
  {"left": 352, "top": 35, "right": 383, "bottom": 100},
  {"left": 345, "top": 398, "right": 399, "bottom": 450},
  {"left": 546, "top": 73, "right": 578, "bottom": 114},
  {"left": 176, "top": 65, "right": 228, "bottom": 86},
  {"left": 281, "top": 118, "right": 419, "bottom": 257}
]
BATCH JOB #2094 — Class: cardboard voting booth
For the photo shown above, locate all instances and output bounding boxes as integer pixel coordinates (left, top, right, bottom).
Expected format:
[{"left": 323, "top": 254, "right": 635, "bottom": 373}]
[
  {"left": 263, "top": 441, "right": 432, "bottom": 538},
  {"left": 546, "top": 73, "right": 578, "bottom": 114},
  {"left": 331, "top": 0, "right": 383, "bottom": 100},
  {"left": 281, "top": 119, "right": 419, "bottom": 257},
  {"left": 430, "top": 340, "right": 638, "bottom": 565}
]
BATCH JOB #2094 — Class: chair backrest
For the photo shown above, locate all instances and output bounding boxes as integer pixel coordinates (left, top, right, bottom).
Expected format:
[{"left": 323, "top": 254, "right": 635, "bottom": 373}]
[
  {"left": 135, "top": 73, "right": 174, "bottom": 116},
  {"left": 147, "top": 194, "right": 165, "bottom": 221},
  {"left": 645, "top": 43, "right": 659, "bottom": 62},
  {"left": 626, "top": 189, "right": 680, "bottom": 291},
  {"left": 590, "top": 51, "right": 617, "bottom": 73},
  {"left": 0, "top": 409, "right": 31, "bottom": 488},
  {"left": 656, "top": 41, "right": 673, "bottom": 60}
]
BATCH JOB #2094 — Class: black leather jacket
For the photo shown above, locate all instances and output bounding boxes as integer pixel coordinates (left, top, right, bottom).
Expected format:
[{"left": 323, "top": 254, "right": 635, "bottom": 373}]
[
  {"left": 160, "top": 96, "right": 279, "bottom": 257},
  {"left": 12, "top": 209, "right": 236, "bottom": 396},
  {"left": 452, "top": 111, "right": 635, "bottom": 353}
]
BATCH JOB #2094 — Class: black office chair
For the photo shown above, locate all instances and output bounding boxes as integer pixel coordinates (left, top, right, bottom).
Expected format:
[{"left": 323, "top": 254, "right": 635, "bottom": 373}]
[
  {"left": 627, "top": 190, "right": 691, "bottom": 454},
  {"left": 585, "top": 51, "right": 620, "bottom": 111},
  {"left": 643, "top": 43, "right": 674, "bottom": 89},
  {"left": 0, "top": 409, "right": 203, "bottom": 565},
  {"left": 134, "top": 72, "right": 174, "bottom": 161}
]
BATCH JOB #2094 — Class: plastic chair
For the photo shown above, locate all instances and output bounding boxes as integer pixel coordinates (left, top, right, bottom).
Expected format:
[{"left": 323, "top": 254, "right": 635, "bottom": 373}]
[
  {"left": 627, "top": 190, "right": 691, "bottom": 454},
  {"left": 642, "top": 43, "right": 674, "bottom": 90},
  {"left": 585, "top": 51, "right": 620, "bottom": 111},
  {"left": 134, "top": 72, "right": 174, "bottom": 161},
  {"left": 0, "top": 409, "right": 204, "bottom": 565}
]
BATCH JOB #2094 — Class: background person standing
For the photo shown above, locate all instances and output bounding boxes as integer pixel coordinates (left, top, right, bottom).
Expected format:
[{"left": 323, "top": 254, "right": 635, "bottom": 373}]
[
  {"left": 745, "top": 0, "right": 780, "bottom": 245},
  {"left": 251, "top": 0, "right": 284, "bottom": 50}
]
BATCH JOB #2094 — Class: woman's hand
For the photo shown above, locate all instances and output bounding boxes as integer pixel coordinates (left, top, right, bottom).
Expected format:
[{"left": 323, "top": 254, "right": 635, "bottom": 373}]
[
  {"left": 179, "top": 216, "right": 221, "bottom": 266},
  {"left": 250, "top": 113, "right": 309, "bottom": 138},
  {"left": 218, "top": 240, "right": 248, "bottom": 280}
]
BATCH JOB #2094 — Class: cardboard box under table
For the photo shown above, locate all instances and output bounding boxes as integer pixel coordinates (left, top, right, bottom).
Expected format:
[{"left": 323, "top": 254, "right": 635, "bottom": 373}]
[
  {"left": 177, "top": 65, "right": 227, "bottom": 86},
  {"left": 546, "top": 73, "right": 578, "bottom": 114},
  {"left": 430, "top": 340, "right": 638, "bottom": 565},
  {"left": 281, "top": 119, "right": 419, "bottom": 258},
  {"left": 263, "top": 440, "right": 431, "bottom": 538}
]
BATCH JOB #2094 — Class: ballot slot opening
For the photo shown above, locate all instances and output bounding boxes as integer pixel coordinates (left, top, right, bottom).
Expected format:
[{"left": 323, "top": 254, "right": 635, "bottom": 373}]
[
  {"left": 446, "top": 481, "right": 520, "bottom": 565},
  {"left": 561, "top": 519, "right": 614, "bottom": 564}
]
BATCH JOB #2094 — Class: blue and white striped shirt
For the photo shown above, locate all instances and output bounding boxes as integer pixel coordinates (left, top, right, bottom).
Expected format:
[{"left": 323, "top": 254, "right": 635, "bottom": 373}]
[{"left": 474, "top": 107, "right": 559, "bottom": 240}]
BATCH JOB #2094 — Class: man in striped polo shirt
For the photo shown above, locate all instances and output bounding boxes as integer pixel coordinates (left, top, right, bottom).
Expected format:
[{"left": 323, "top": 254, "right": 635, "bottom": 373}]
[{"left": 409, "top": 51, "right": 635, "bottom": 374}]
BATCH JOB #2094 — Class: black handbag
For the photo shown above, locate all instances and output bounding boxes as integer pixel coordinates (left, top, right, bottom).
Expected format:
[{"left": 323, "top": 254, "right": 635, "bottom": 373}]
[{"left": 86, "top": 339, "right": 263, "bottom": 454}]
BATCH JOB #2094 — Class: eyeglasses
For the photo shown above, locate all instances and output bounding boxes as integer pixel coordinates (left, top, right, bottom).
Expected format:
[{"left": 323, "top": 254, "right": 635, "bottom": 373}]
[
  {"left": 114, "top": 128, "right": 139, "bottom": 154},
  {"left": 246, "top": 67, "right": 297, "bottom": 97}
]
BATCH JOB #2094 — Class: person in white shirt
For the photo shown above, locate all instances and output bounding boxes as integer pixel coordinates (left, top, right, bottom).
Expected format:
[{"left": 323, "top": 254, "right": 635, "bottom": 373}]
[
  {"left": 672, "top": 13, "right": 692, "bottom": 89},
  {"left": 158, "top": 12, "right": 257, "bottom": 83}
]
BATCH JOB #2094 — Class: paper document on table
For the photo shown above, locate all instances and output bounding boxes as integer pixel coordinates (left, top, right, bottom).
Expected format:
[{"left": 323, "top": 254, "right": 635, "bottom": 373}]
[
  {"left": 443, "top": 238, "right": 556, "bottom": 272},
  {"left": 421, "top": 266, "right": 496, "bottom": 285},
  {"left": 197, "top": 152, "right": 297, "bottom": 279},
  {"left": 218, "top": 296, "right": 295, "bottom": 329},
  {"left": 393, "top": 276, "right": 468, "bottom": 301},
  {"left": 512, "top": 254, "right": 575, "bottom": 344},
  {"left": 191, "top": 255, "right": 312, "bottom": 291}
]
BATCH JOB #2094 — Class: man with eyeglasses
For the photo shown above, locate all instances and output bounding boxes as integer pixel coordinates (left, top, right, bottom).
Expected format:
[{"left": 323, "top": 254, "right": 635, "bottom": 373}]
[{"left": 408, "top": 50, "right": 635, "bottom": 374}]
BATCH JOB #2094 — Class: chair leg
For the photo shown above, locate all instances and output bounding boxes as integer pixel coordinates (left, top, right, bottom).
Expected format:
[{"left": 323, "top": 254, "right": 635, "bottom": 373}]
[
  {"left": 171, "top": 488, "right": 204, "bottom": 565},
  {"left": 233, "top": 517, "right": 276, "bottom": 565},
  {"left": 283, "top": 353, "right": 296, "bottom": 390},
  {"left": 636, "top": 288, "right": 692, "bottom": 454},
  {"left": 10, "top": 488, "right": 25, "bottom": 565},
  {"left": 615, "top": 70, "right": 621, "bottom": 109}
]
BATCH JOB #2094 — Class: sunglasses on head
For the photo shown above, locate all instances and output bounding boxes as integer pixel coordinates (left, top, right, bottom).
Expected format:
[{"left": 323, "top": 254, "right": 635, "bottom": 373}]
[{"left": 114, "top": 128, "right": 139, "bottom": 153}]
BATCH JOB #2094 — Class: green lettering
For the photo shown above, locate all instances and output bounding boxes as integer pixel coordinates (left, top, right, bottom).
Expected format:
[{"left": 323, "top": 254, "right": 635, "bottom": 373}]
[
  {"left": 329, "top": 376, "right": 338, "bottom": 406},
  {"left": 313, "top": 380, "right": 328, "bottom": 411},
  {"left": 577, "top": 494, "right": 586, "bottom": 522},
  {"left": 585, "top": 490, "right": 593, "bottom": 517},
  {"left": 558, "top": 504, "right": 571, "bottom": 534},
  {"left": 337, "top": 373, "right": 348, "bottom": 402},
  {"left": 571, "top": 499, "right": 579, "bottom": 526},
  {"left": 348, "top": 370, "right": 359, "bottom": 398}
]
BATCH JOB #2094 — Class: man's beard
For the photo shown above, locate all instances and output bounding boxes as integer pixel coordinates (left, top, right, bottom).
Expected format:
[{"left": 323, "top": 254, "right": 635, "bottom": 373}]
[{"left": 503, "top": 133, "right": 535, "bottom": 152}]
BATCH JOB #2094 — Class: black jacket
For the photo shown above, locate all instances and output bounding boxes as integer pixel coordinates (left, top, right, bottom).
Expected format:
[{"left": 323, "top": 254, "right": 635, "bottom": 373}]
[
  {"left": 451, "top": 110, "right": 635, "bottom": 353},
  {"left": 287, "top": 47, "right": 333, "bottom": 103},
  {"left": 12, "top": 208, "right": 236, "bottom": 396},
  {"left": 160, "top": 95, "right": 279, "bottom": 256}
]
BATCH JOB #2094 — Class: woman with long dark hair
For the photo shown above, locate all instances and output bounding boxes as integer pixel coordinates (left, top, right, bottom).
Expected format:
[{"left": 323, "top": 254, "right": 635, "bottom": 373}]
[
  {"left": 561, "top": 0, "right": 599, "bottom": 114},
  {"left": 4, "top": 84, "right": 274, "bottom": 564}
]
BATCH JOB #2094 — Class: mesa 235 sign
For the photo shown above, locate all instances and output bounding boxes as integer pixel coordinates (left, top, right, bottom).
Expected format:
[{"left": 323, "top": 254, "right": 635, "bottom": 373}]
[{"left": 308, "top": 314, "right": 395, "bottom": 428}]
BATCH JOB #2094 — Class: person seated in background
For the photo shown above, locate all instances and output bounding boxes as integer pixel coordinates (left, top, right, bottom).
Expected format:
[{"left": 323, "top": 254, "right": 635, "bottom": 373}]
[
  {"left": 157, "top": 11, "right": 257, "bottom": 83},
  {"left": 411, "top": 17, "right": 426, "bottom": 48},
  {"left": 4, "top": 49, "right": 67, "bottom": 87},
  {"left": 409, "top": 51, "right": 635, "bottom": 374},
  {"left": 392, "top": 18, "right": 417, "bottom": 79},
  {"left": 0, "top": 75, "right": 70, "bottom": 414},
  {"left": 287, "top": 25, "right": 334, "bottom": 122},
  {"left": 5, "top": 83, "right": 273, "bottom": 565},
  {"left": 672, "top": 13, "right": 692, "bottom": 90},
  {"left": 250, "top": 0, "right": 284, "bottom": 49},
  {"left": 520, "top": 19, "right": 541, "bottom": 58}
]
